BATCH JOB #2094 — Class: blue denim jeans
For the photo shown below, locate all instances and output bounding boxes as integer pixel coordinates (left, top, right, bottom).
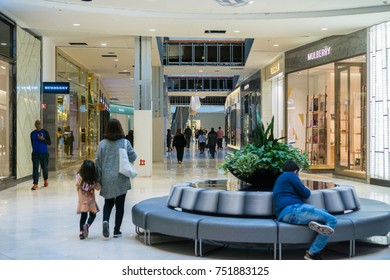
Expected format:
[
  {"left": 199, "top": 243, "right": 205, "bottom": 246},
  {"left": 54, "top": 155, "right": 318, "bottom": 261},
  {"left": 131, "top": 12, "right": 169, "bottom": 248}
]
[{"left": 279, "top": 203, "right": 337, "bottom": 254}]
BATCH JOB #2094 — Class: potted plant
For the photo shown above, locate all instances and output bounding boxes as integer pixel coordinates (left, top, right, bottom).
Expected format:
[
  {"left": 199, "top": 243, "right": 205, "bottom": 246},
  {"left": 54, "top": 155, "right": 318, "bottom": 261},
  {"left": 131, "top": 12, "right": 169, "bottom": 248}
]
[{"left": 219, "top": 115, "right": 310, "bottom": 190}]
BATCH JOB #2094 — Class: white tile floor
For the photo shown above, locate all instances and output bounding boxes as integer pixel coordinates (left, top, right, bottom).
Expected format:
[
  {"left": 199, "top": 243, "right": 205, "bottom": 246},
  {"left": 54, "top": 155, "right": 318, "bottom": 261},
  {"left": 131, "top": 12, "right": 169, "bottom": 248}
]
[{"left": 1, "top": 146, "right": 390, "bottom": 260}]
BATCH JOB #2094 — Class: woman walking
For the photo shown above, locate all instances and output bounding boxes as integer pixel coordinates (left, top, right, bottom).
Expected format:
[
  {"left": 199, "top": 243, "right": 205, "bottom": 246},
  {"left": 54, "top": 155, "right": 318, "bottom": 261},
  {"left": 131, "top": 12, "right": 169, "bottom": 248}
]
[
  {"left": 173, "top": 128, "right": 187, "bottom": 164},
  {"left": 96, "top": 119, "right": 137, "bottom": 238}
]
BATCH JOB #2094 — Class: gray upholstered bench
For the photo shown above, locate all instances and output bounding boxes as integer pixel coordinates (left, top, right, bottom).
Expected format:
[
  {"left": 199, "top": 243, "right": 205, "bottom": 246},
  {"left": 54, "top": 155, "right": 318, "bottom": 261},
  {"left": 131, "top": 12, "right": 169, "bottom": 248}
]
[{"left": 131, "top": 182, "right": 390, "bottom": 259}]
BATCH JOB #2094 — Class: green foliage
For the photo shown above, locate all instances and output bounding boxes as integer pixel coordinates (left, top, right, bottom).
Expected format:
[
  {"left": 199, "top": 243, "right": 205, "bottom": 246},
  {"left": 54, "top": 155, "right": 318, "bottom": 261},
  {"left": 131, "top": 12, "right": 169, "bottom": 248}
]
[
  {"left": 219, "top": 115, "right": 310, "bottom": 178},
  {"left": 253, "top": 115, "right": 280, "bottom": 147}
]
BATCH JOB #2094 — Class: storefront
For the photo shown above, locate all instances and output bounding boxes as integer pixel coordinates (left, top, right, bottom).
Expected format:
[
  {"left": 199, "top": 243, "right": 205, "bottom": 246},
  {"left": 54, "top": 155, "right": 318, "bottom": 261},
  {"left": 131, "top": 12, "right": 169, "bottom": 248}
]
[
  {"left": 225, "top": 87, "right": 241, "bottom": 150},
  {"left": 240, "top": 71, "right": 261, "bottom": 147},
  {"left": 225, "top": 71, "right": 261, "bottom": 150},
  {"left": 0, "top": 16, "right": 13, "bottom": 181},
  {"left": 285, "top": 29, "right": 367, "bottom": 179},
  {"left": 262, "top": 55, "right": 285, "bottom": 139},
  {"left": 55, "top": 50, "right": 102, "bottom": 168}
]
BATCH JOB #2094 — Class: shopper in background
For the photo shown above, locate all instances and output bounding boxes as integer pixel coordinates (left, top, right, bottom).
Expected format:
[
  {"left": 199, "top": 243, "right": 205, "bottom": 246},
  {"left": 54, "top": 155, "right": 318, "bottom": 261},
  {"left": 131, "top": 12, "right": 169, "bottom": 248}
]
[
  {"left": 30, "top": 120, "right": 51, "bottom": 190},
  {"left": 96, "top": 119, "right": 137, "bottom": 238},
  {"left": 76, "top": 159, "right": 101, "bottom": 240},
  {"left": 184, "top": 125, "right": 192, "bottom": 148},
  {"left": 198, "top": 130, "right": 207, "bottom": 154},
  {"left": 207, "top": 127, "right": 218, "bottom": 158},
  {"left": 126, "top": 129, "right": 134, "bottom": 147},
  {"left": 173, "top": 128, "right": 187, "bottom": 164},
  {"left": 217, "top": 126, "right": 224, "bottom": 149},
  {"left": 272, "top": 160, "right": 337, "bottom": 260},
  {"left": 166, "top": 129, "right": 172, "bottom": 152}
]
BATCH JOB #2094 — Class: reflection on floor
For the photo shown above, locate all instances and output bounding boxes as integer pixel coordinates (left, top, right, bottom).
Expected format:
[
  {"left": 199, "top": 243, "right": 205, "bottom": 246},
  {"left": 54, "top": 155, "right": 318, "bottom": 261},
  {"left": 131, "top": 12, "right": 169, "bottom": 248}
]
[{"left": 1, "top": 145, "right": 390, "bottom": 260}]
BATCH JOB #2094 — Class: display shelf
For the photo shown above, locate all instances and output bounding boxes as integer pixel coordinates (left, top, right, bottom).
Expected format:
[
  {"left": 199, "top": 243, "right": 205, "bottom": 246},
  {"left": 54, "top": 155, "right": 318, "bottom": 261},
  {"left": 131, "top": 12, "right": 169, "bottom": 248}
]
[{"left": 306, "top": 93, "right": 327, "bottom": 164}]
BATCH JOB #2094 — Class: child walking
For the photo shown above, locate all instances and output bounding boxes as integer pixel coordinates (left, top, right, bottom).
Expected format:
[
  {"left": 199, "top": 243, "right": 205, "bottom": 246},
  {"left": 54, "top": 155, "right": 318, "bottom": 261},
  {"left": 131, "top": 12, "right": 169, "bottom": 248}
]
[{"left": 76, "top": 159, "right": 101, "bottom": 240}]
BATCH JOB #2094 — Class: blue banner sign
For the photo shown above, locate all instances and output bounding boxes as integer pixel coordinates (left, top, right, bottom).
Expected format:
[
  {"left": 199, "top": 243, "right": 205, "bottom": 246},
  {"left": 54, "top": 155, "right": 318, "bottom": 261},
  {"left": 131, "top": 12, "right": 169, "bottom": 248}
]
[{"left": 43, "top": 82, "right": 70, "bottom": 94}]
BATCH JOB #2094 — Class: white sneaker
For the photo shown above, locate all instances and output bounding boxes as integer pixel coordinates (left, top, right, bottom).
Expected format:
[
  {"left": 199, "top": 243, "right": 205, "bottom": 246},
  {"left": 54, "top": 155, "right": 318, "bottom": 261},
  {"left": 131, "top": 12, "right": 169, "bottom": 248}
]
[{"left": 308, "top": 221, "right": 334, "bottom": 236}]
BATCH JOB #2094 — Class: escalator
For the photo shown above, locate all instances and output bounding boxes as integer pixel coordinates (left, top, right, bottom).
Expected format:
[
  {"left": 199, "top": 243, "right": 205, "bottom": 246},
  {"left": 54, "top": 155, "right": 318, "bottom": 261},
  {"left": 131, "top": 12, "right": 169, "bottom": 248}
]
[{"left": 170, "top": 106, "right": 189, "bottom": 133}]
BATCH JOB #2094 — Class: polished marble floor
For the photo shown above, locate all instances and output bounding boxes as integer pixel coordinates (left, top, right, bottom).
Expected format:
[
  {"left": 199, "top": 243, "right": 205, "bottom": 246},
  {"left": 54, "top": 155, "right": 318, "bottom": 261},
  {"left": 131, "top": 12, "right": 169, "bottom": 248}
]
[{"left": 1, "top": 145, "right": 390, "bottom": 260}]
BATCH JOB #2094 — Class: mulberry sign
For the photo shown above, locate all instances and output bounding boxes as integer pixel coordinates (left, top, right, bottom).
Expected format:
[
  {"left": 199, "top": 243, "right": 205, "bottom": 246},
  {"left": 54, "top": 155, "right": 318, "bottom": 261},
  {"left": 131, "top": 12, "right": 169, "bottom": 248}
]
[{"left": 307, "top": 46, "right": 331, "bottom": 61}]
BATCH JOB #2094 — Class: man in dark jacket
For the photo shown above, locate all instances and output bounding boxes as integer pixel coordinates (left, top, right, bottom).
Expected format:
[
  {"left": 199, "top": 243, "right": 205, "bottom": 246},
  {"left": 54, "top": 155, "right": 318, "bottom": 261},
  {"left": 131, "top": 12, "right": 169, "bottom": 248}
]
[
  {"left": 207, "top": 127, "right": 218, "bottom": 158},
  {"left": 184, "top": 126, "right": 192, "bottom": 148},
  {"left": 30, "top": 120, "right": 51, "bottom": 190}
]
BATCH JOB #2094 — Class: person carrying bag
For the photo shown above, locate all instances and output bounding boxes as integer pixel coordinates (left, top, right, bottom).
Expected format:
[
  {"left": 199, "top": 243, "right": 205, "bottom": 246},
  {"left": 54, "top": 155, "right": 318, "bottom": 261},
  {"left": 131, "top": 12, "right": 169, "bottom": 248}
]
[{"left": 119, "top": 139, "right": 137, "bottom": 178}]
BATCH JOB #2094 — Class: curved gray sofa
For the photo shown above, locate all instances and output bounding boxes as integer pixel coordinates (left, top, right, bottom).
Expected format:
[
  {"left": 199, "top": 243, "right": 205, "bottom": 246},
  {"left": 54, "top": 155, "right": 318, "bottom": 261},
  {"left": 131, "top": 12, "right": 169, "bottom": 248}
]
[{"left": 131, "top": 182, "right": 390, "bottom": 259}]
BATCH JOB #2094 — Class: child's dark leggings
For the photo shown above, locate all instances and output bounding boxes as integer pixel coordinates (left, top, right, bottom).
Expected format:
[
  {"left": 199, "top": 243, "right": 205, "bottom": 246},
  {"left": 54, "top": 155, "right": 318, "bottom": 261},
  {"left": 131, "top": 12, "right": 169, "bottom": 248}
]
[{"left": 79, "top": 212, "right": 96, "bottom": 231}]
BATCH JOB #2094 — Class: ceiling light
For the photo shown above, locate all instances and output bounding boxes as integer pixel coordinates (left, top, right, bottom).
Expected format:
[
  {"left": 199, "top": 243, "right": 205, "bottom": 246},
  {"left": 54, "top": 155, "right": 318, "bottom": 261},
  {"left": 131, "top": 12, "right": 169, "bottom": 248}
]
[
  {"left": 69, "top": 42, "right": 88, "bottom": 46},
  {"left": 101, "top": 43, "right": 107, "bottom": 46},
  {"left": 205, "top": 30, "right": 226, "bottom": 34},
  {"left": 73, "top": 23, "right": 80, "bottom": 27},
  {"left": 149, "top": 28, "right": 156, "bottom": 32},
  {"left": 321, "top": 27, "right": 328, "bottom": 31},
  {"left": 234, "top": 30, "right": 240, "bottom": 33},
  {"left": 215, "top": 0, "right": 251, "bottom": 7},
  {"left": 273, "top": 44, "right": 279, "bottom": 47}
]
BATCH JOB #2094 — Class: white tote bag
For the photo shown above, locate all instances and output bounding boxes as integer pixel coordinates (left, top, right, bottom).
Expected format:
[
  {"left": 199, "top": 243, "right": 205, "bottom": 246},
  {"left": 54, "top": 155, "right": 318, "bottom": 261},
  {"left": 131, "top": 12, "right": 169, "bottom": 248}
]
[{"left": 118, "top": 139, "right": 138, "bottom": 179}]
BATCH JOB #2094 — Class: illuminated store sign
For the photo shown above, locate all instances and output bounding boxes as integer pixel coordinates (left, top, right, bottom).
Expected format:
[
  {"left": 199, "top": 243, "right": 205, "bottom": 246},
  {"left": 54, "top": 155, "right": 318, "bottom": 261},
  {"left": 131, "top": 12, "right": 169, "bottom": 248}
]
[
  {"left": 42, "top": 82, "right": 70, "bottom": 94},
  {"left": 270, "top": 63, "right": 280, "bottom": 75},
  {"left": 307, "top": 46, "right": 331, "bottom": 61}
]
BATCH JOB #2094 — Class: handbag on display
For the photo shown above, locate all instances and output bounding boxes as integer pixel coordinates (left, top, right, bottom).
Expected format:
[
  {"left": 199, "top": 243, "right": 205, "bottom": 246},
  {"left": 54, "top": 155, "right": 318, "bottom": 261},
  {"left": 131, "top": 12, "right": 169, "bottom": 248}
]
[{"left": 118, "top": 139, "right": 138, "bottom": 179}]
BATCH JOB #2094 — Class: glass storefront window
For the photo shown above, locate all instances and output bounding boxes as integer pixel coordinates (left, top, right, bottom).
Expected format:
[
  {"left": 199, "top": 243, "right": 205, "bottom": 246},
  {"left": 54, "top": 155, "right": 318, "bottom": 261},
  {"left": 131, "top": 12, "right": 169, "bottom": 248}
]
[
  {"left": 0, "top": 19, "right": 13, "bottom": 59},
  {"left": 225, "top": 89, "right": 241, "bottom": 149},
  {"left": 335, "top": 62, "right": 366, "bottom": 177},
  {"left": 0, "top": 60, "right": 10, "bottom": 178},
  {"left": 288, "top": 65, "right": 336, "bottom": 169},
  {"left": 56, "top": 52, "right": 98, "bottom": 166},
  {"left": 287, "top": 55, "right": 366, "bottom": 177}
]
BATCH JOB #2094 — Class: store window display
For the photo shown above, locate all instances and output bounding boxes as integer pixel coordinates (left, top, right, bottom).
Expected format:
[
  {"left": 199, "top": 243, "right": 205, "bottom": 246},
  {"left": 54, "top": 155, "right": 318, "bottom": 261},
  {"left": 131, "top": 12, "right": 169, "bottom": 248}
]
[{"left": 286, "top": 56, "right": 366, "bottom": 178}]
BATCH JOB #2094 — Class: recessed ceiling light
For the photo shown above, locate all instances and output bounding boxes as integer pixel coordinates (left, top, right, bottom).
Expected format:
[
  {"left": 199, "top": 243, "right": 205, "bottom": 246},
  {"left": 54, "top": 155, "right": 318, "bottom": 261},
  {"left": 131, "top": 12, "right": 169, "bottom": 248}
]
[
  {"left": 199, "top": 70, "right": 204, "bottom": 73},
  {"left": 234, "top": 30, "right": 240, "bottom": 33},
  {"left": 273, "top": 44, "right": 279, "bottom": 47},
  {"left": 73, "top": 23, "right": 80, "bottom": 27},
  {"left": 114, "top": 59, "right": 119, "bottom": 62},
  {"left": 321, "top": 27, "right": 328, "bottom": 31},
  {"left": 101, "top": 43, "right": 107, "bottom": 46},
  {"left": 149, "top": 28, "right": 156, "bottom": 32}
]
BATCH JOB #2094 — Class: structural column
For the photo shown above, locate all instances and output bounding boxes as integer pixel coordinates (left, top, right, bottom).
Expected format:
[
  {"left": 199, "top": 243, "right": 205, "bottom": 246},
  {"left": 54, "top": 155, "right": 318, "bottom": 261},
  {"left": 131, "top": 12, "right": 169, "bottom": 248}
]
[{"left": 133, "top": 36, "right": 165, "bottom": 176}]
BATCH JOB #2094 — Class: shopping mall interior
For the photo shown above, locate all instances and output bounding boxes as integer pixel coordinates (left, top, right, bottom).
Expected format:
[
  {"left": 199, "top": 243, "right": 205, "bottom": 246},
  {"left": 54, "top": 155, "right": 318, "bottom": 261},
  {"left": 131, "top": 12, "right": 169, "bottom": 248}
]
[{"left": 1, "top": 0, "right": 390, "bottom": 265}]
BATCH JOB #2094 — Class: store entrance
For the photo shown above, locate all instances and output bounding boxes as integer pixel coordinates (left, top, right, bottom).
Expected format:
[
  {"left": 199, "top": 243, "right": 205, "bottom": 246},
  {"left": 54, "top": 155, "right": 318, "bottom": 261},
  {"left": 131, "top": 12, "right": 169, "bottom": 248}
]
[{"left": 334, "top": 62, "right": 366, "bottom": 179}]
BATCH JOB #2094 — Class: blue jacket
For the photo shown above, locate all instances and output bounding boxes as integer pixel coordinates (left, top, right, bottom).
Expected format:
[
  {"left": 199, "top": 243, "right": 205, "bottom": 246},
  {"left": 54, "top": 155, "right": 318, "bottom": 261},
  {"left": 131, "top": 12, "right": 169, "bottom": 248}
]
[
  {"left": 272, "top": 171, "right": 311, "bottom": 218},
  {"left": 30, "top": 129, "right": 51, "bottom": 153}
]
